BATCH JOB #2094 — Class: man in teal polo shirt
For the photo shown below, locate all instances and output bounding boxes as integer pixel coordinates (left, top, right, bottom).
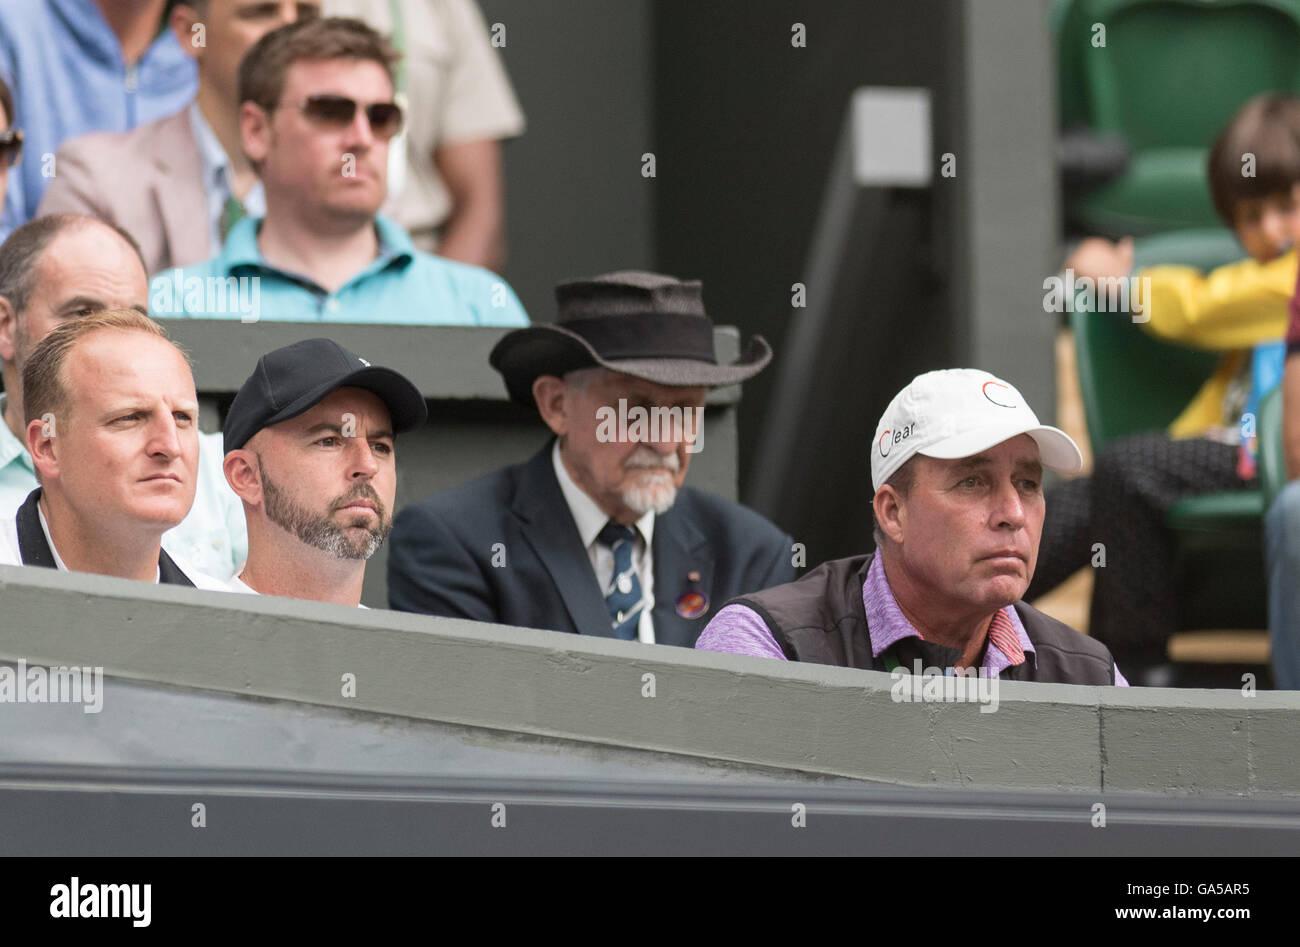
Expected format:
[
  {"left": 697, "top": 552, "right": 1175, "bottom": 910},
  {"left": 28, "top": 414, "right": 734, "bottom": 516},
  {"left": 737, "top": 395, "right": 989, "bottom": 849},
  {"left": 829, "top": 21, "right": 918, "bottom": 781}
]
[{"left": 150, "top": 16, "right": 527, "bottom": 326}]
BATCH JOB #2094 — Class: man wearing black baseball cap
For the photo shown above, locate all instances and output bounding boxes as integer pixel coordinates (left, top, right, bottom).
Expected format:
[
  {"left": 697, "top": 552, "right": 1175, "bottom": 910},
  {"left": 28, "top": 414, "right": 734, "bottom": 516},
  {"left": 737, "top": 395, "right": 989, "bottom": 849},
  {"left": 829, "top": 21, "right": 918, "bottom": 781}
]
[
  {"left": 387, "top": 271, "right": 794, "bottom": 646},
  {"left": 221, "top": 337, "right": 426, "bottom": 606}
]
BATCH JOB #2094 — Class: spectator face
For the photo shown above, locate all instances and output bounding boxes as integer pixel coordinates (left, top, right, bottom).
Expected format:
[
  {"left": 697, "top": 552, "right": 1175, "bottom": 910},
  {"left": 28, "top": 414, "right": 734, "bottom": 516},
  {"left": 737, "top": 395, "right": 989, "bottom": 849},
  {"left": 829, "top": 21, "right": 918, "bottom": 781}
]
[
  {"left": 249, "top": 387, "right": 396, "bottom": 559},
  {"left": 37, "top": 330, "right": 200, "bottom": 534},
  {"left": 245, "top": 58, "right": 396, "bottom": 223},
  {"left": 1232, "top": 182, "right": 1300, "bottom": 263},
  {"left": 11, "top": 226, "right": 148, "bottom": 387},
  {"left": 543, "top": 370, "right": 706, "bottom": 522},
  {"left": 173, "top": 1, "right": 320, "bottom": 102},
  {"left": 883, "top": 434, "right": 1044, "bottom": 613}
]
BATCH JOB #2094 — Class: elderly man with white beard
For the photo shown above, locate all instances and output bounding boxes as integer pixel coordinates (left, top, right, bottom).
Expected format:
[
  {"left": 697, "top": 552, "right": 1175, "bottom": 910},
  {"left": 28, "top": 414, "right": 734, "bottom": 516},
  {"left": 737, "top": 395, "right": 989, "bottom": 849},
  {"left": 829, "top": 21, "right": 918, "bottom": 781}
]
[{"left": 387, "top": 271, "right": 794, "bottom": 646}]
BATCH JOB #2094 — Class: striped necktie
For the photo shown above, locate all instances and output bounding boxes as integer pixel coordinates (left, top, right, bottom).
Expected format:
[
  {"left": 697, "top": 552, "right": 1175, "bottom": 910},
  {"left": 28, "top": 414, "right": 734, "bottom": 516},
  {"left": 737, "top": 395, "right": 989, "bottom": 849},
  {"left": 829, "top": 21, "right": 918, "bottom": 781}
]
[
  {"left": 597, "top": 521, "right": 644, "bottom": 640},
  {"left": 986, "top": 609, "right": 1025, "bottom": 665}
]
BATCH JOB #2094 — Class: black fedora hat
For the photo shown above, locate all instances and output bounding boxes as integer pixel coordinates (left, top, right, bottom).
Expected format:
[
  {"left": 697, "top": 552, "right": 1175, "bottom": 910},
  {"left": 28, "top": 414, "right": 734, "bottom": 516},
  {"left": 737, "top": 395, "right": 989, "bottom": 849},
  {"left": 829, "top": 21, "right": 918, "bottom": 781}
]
[{"left": 489, "top": 271, "right": 772, "bottom": 406}]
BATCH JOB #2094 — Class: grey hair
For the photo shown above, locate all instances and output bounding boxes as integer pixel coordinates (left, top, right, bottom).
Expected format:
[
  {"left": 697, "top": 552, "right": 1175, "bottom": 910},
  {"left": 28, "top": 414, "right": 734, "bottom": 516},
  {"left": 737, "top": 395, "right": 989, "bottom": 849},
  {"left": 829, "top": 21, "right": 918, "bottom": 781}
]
[{"left": 872, "top": 457, "right": 917, "bottom": 548}]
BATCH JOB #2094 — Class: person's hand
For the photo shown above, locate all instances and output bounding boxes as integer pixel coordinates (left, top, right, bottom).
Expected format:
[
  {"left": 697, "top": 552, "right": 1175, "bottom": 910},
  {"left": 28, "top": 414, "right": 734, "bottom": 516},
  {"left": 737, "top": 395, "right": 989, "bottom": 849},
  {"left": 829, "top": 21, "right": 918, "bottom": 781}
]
[{"left": 1064, "top": 236, "right": 1134, "bottom": 282}]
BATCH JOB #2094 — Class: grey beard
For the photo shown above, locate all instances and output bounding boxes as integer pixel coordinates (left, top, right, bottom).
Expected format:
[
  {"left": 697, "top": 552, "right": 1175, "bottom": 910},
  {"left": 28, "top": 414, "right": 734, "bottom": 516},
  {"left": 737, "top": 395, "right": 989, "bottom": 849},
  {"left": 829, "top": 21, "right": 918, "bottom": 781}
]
[
  {"left": 260, "top": 463, "right": 391, "bottom": 560},
  {"left": 620, "top": 474, "right": 678, "bottom": 515}
]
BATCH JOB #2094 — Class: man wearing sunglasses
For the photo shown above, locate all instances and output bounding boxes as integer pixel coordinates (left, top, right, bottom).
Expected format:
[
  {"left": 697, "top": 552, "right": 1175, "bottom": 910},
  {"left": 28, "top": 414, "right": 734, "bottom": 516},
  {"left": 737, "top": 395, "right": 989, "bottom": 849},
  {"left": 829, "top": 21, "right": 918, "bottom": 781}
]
[
  {"left": 38, "top": 1, "right": 320, "bottom": 274},
  {"left": 150, "top": 17, "right": 528, "bottom": 327},
  {"left": 0, "top": 75, "right": 20, "bottom": 238},
  {"left": 323, "top": 0, "right": 524, "bottom": 271}
]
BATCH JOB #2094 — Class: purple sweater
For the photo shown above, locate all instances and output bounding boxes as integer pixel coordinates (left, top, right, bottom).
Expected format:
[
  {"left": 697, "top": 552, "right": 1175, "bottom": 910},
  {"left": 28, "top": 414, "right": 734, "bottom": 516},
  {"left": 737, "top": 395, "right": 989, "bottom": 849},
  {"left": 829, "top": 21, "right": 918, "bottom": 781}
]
[{"left": 695, "top": 549, "right": 1128, "bottom": 685}]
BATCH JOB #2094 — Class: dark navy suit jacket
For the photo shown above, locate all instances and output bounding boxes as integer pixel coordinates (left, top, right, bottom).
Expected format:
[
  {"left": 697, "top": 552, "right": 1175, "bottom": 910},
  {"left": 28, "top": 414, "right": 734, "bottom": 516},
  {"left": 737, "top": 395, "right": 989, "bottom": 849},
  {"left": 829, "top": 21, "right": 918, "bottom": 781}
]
[{"left": 387, "top": 443, "right": 795, "bottom": 646}]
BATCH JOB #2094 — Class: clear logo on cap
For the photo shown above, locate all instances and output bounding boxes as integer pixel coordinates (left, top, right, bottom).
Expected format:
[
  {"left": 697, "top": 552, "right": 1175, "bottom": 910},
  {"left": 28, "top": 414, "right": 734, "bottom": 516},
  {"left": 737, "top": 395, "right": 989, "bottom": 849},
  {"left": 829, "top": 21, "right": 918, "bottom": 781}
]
[{"left": 981, "top": 380, "right": 1017, "bottom": 409}]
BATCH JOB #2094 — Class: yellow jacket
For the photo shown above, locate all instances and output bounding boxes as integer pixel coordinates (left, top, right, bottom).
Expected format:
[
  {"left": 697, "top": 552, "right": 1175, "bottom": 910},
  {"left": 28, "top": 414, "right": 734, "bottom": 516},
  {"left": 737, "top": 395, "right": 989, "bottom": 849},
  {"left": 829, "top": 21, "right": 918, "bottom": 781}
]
[{"left": 1139, "top": 249, "right": 1295, "bottom": 437}]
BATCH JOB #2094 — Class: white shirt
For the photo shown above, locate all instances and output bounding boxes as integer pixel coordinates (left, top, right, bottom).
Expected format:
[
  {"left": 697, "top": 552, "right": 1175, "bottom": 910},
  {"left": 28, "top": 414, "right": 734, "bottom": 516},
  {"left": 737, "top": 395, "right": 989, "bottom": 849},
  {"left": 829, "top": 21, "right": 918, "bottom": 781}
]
[
  {"left": 0, "top": 498, "right": 228, "bottom": 590},
  {"left": 551, "top": 440, "right": 656, "bottom": 643},
  {"left": 188, "top": 103, "right": 266, "bottom": 251},
  {"left": 0, "top": 393, "right": 248, "bottom": 580},
  {"left": 226, "top": 572, "right": 369, "bottom": 607}
]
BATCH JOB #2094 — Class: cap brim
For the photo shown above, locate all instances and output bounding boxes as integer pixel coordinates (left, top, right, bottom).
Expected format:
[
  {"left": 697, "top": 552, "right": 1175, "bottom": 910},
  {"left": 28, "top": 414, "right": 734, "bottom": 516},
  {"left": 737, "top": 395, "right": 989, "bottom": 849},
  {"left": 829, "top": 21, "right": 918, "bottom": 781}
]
[
  {"left": 919, "top": 421, "right": 1083, "bottom": 475},
  {"left": 261, "top": 366, "right": 428, "bottom": 439}
]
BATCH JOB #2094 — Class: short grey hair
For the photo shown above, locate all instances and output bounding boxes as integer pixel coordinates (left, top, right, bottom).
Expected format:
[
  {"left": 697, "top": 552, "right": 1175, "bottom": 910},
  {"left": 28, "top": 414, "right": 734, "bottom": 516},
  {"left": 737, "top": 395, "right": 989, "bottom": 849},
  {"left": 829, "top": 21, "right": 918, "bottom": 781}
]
[
  {"left": 872, "top": 457, "right": 917, "bottom": 548},
  {"left": 0, "top": 214, "right": 146, "bottom": 316}
]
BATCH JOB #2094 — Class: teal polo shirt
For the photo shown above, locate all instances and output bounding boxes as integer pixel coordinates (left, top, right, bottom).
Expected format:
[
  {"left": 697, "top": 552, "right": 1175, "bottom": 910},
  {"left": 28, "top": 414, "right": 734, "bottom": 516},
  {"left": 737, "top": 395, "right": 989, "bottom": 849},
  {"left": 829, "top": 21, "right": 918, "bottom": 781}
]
[
  {"left": 0, "top": 395, "right": 37, "bottom": 520},
  {"left": 149, "top": 215, "right": 530, "bottom": 326}
]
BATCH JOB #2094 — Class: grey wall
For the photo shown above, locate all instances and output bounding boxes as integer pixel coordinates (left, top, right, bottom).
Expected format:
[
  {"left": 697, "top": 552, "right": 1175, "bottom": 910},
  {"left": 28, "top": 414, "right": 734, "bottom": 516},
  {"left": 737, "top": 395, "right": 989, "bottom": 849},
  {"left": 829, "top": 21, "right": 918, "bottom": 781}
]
[
  {"left": 946, "top": 0, "right": 1059, "bottom": 415},
  {"left": 477, "top": 0, "right": 656, "bottom": 322},
  {"left": 2, "top": 564, "right": 1297, "bottom": 797},
  {"left": 651, "top": 0, "right": 959, "bottom": 561},
  {"left": 647, "top": 0, "right": 1060, "bottom": 563}
]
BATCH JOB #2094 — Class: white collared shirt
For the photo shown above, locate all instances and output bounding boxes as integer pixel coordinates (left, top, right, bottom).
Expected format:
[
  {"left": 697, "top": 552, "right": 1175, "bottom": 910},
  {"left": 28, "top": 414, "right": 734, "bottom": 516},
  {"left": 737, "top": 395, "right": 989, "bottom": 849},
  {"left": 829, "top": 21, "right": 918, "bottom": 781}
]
[
  {"left": 0, "top": 393, "right": 248, "bottom": 580},
  {"left": 188, "top": 102, "right": 266, "bottom": 250},
  {"left": 551, "top": 440, "right": 656, "bottom": 643},
  {"left": 0, "top": 498, "right": 227, "bottom": 589},
  {"left": 226, "top": 572, "right": 369, "bottom": 608}
]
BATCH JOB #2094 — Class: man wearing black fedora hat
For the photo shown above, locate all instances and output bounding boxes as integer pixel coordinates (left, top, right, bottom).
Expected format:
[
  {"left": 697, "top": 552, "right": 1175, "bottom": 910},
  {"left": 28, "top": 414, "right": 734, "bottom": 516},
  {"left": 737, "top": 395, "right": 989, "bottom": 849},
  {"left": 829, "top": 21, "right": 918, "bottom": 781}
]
[{"left": 387, "top": 271, "right": 795, "bottom": 646}]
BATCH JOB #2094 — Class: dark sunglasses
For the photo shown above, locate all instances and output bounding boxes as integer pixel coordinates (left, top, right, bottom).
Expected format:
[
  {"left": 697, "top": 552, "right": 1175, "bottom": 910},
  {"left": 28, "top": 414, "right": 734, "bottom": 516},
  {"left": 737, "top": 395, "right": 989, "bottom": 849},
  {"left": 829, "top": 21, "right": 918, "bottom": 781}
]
[
  {"left": 0, "top": 129, "right": 22, "bottom": 168},
  {"left": 279, "top": 94, "right": 403, "bottom": 139}
]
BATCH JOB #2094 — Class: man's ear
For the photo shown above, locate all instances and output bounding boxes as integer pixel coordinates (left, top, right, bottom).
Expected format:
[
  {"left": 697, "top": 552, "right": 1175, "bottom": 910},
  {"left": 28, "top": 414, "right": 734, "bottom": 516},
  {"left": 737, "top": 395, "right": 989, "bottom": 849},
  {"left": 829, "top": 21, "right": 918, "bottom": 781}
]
[
  {"left": 0, "top": 295, "right": 18, "bottom": 365},
  {"left": 223, "top": 449, "right": 263, "bottom": 507},
  {"left": 532, "top": 375, "right": 569, "bottom": 438},
  {"left": 26, "top": 413, "right": 60, "bottom": 481},
  {"left": 873, "top": 485, "right": 907, "bottom": 545},
  {"left": 240, "top": 101, "right": 271, "bottom": 167},
  {"left": 169, "top": 3, "right": 204, "bottom": 61}
]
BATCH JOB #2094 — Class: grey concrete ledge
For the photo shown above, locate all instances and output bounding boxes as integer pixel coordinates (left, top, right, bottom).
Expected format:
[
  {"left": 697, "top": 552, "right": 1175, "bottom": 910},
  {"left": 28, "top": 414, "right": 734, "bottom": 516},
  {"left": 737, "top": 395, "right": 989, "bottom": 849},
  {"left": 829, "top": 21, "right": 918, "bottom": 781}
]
[
  {"left": 1, "top": 564, "right": 1297, "bottom": 797},
  {"left": 157, "top": 321, "right": 744, "bottom": 404}
]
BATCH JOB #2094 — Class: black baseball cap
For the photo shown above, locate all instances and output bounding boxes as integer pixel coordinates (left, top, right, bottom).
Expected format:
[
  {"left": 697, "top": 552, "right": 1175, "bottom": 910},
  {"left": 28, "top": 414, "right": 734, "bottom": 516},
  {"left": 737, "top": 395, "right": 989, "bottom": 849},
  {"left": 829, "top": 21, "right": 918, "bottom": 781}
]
[{"left": 223, "top": 338, "right": 428, "bottom": 453}]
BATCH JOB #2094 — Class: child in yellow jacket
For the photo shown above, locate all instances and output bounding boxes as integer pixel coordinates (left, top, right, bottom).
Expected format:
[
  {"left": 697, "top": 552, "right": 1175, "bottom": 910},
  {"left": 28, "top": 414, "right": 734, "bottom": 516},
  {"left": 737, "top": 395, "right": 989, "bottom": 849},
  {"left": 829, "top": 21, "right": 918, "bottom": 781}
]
[{"left": 1030, "top": 93, "right": 1300, "bottom": 683}]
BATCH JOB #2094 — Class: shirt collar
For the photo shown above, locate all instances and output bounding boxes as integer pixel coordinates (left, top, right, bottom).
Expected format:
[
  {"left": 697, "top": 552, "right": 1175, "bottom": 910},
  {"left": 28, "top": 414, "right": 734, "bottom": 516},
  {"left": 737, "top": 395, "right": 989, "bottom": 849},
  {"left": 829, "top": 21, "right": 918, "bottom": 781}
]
[
  {"left": 36, "top": 494, "right": 161, "bottom": 582},
  {"left": 48, "top": 0, "right": 128, "bottom": 61},
  {"left": 217, "top": 214, "right": 415, "bottom": 278},
  {"left": 0, "top": 395, "right": 34, "bottom": 476},
  {"left": 862, "top": 548, "right": 1035, "bottom": 672},
  {"left": 188, "top": 102, "right": 230, "bottom": 190},
  {"left": 36, "top": 502, "right": 68, "bottom": 571},
  {"left": 373, "top": 214, "right": 417, "bottom": 264},
  {"left": 551, "top": 439, "right": 655, "bottom": 549},
  {"left": 50, "top": 0, "right": 181, "bottom": 67}
]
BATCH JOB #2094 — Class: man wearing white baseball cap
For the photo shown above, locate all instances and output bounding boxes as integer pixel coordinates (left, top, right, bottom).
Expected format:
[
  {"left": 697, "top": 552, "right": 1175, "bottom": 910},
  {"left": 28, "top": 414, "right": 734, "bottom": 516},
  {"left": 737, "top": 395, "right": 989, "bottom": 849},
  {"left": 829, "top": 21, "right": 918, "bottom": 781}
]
[{"left": 697, "top": 369, "right": 1129, "bottom": 685}]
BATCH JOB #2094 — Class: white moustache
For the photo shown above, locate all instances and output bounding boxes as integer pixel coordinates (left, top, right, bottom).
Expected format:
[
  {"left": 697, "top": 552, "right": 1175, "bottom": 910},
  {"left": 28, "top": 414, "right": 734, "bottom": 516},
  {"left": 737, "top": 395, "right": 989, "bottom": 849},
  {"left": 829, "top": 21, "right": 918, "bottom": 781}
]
[{"left": 623, "top": 448, "right": 680, "bottom": 473}]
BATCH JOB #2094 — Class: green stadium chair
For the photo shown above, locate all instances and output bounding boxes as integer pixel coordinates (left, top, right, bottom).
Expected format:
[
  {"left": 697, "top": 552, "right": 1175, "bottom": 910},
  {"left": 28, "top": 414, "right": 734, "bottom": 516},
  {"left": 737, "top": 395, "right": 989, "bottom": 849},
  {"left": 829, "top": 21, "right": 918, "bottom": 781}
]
[
  {"left": 1057, "top": 0, "right": 1300, "bottom": 236},
  {"left": 1130, "top": 228, "right": 1245, "bottom": 273},
  {"left": 1258, "top": 384, "right": 1287, "bottom": 510},
  {"left": 1069, "top": 307, "right": 1268, "bottom": 632}
]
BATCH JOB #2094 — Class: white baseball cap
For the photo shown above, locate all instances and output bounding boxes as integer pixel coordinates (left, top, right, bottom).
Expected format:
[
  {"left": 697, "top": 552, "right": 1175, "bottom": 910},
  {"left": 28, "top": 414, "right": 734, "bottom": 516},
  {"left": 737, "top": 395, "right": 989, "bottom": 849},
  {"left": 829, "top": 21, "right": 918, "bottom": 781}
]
[{"left": 871, "top": 368, "right": 1083, "bottom": 492}]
